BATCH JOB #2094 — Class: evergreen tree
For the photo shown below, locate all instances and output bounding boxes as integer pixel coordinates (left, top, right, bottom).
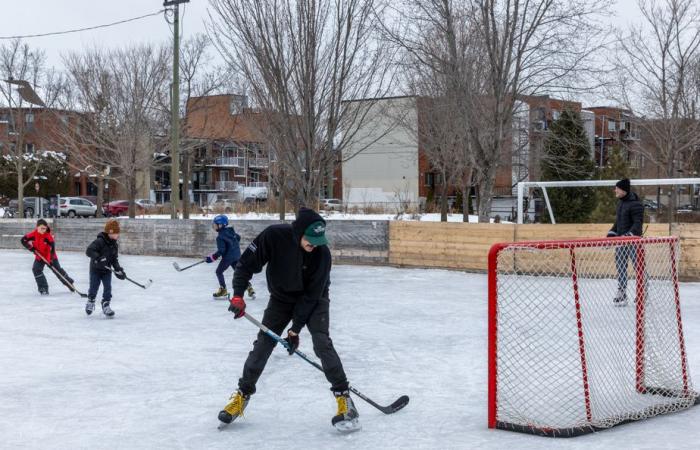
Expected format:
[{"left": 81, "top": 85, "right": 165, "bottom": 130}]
[
  {"left": 589, "top": 146, "right": 636, "bottom": 223},
  {"left": 540, "top": 110, "right": 596, "bottom": 223}
]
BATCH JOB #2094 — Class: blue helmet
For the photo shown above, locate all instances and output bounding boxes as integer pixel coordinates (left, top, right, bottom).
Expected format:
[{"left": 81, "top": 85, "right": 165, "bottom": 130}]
[{"left": 213, "top": 215, "right": 229, "bottom": 227}]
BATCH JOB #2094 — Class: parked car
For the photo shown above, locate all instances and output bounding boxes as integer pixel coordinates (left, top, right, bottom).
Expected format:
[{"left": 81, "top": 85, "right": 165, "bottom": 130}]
[
  {"left": 59, "top": 197, "right": 98, "bottom": 218},
  {"left": 321, "top": 198, "right": 342, "bottom": 211},
  {"left": 135, "top": 199, "right": 156, "bottom": 210},
  {"left": 203, "top": 199, "right": 236, "bottom": 214},
  {"left": 9, "top": 197, "right": 50, "bottom": 217},
  {"left": 677, "top": 204, "right": 696, "bottom": 213},
  {"left": 104, "top": 200, "right": 145, "bottom": 216}
]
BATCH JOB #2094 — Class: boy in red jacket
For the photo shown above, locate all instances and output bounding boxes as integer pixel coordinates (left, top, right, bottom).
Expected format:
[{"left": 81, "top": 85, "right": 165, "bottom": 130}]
[{"left": 20, "top": 219, "right": 75, "bottom": 295}]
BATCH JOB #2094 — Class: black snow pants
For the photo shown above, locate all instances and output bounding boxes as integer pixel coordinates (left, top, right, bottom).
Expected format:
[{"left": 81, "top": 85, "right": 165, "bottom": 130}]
[
  {"left": 33, "top": 258, "right": 73, "bottom": 292},
  {"left": 238, "top": 296, "right": 348, "bottom": 395}
]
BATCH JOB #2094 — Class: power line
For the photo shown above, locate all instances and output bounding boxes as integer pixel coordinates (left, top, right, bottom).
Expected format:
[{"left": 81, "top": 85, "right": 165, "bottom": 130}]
[{"left": 0, "top": 10, "right": 165, "bottom": 40}]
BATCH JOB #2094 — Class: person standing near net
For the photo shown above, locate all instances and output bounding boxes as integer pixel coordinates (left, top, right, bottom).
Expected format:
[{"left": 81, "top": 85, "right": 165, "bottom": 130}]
[
  {"left": 607, "top": 178, "right": 644, "bottom": 306},
  {"left": 219, "top": 207, "right": 359, "bottom": 432}
]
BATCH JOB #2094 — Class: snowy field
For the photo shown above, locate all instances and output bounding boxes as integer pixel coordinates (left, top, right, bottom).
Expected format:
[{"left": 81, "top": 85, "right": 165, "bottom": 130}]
[{"left": 1, "top": 249, "right": 700, "bottom": 450}]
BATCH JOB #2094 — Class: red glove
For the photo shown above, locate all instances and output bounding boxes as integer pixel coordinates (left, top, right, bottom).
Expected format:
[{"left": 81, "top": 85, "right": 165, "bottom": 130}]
[{"left": 228, "top": 295, "right": 246, "bottom": 319}]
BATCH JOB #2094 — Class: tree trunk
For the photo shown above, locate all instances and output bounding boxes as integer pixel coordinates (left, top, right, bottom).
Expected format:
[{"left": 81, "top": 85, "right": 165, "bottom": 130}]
[
  {"left": 182, "top": 152, "right": 191, "bottom": 219},
  {"left": 461, "top": 167, "right": 473, "bottom": 223},
  {"left": 278, "top": 172, "right": 285, "bottom": 220},
  {"left": 17, "top": 162, "right": 25, "bottom": 217},
  {"left": 128, "top": 178, "right": 136, "bottom": 219},
  {"left": 96, "top": 175, "right": 105, "bottom": 218},
  {"left": 478, "top": 167, "right": 496, "bottom": 223},
  {"left": 440, "top": 179, "right": 448, "bottom": 222}
]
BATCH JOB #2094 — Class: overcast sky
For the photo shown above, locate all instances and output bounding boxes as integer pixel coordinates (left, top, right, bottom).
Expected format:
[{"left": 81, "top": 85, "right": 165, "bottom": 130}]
[{"left": 0, "top": 0, "right": 646, "bottom": 105}]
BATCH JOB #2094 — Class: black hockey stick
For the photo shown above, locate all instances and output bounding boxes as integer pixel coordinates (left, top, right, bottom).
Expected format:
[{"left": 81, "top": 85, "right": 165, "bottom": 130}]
[
  {"left": 33, "top": 250, "right": 88, "bottom": 298},
  {"left": 173, "top": 259, "right": 206, "bottom": 272},
  {"left": 107, "top": 267, "right": 153, "bottom": 289},
  {"left": 243, "top": 313, "right": 409, "bottom": 415}
]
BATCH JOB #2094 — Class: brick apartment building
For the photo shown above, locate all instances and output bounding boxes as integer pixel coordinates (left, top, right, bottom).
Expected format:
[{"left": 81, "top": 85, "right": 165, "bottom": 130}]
[
  {"left": 153, "top": 94, "right": 272, "bottom": 206},
  {"left": 0, "top": 107, "right": 100, "bottom": 198}
]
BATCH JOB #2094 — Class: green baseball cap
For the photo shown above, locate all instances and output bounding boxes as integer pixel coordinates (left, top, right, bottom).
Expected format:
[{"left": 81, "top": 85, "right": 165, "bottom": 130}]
[{"left": 304, "top": 220, "right": 328, "bottom": 246}]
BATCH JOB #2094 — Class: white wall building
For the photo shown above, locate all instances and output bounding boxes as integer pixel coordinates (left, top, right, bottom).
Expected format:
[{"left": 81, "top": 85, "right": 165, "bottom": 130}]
[{"left": 341, "top": 96, "right": 420, "bottom": 210}]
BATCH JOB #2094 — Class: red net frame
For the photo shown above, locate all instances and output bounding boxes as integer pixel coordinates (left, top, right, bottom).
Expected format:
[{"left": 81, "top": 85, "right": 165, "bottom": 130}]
[{"left": 488, "top": 236, "right": 697, "bottom": 437}]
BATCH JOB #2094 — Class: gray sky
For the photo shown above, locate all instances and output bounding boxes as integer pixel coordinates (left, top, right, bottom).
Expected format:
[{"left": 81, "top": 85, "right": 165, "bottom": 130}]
[
  {"left": 0, "top": 0, "right": 211, "bottom": 68},
  {"left": 0, "top": 0, "right": 645, "bottom": 106}
]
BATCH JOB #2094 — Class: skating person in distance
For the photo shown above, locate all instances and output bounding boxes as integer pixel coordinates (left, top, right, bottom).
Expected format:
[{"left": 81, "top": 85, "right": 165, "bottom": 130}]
[
  {"left": 220, "top": 207, "right": 359, "bottom": 432},
  {"left": 85, "top": 219, "right": 126, "bottom": 317},
  {"left": 20, "top": 218, "right": 76, "bottom": 295},
  {"left": 205, "top": 214, "right": 242, "bottom": 300},
  {"left": 606, "top": 178, "right": 644, "bottom": 307}
]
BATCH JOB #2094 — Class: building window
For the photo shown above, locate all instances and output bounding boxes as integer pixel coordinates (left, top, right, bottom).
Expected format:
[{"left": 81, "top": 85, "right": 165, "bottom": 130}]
[
  {"left": 220, "top": 170, "right": 229, "bottom": 182},
  {"left": 608, "top": 119, "right": 616, "bottom": 132},
  {"left": 425, "top": 172, "right": 434, "bottom": 187},
  {"left": 25, "top": 143, "right": 34, "bottom": 153},
  {"left": 25, "top": 113, "right": 34, "bottom": 124}
]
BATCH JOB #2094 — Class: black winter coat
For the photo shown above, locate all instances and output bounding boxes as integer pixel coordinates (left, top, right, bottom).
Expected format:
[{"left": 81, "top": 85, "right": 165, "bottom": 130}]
[
  {"left": 86, "top": 232, "right": 122, "bottom": 274},
  {"left": 610, "top": 192, "right": 644, "bottom": 237},
  {"left": 233, "top": 223, "right": 331, "bottom": 334}
]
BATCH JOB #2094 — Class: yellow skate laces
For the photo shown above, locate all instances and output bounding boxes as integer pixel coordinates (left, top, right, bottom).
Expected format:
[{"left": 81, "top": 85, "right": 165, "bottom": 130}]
[
  {"left": 336, "top": 395, "right": 348, "bottom": 416},
  {"left": 224, "top": 392, "right": 246, "bottom": 417}
]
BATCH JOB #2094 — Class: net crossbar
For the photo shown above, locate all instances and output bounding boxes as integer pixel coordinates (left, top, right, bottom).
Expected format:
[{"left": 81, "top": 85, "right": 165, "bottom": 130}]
[{"left": 488, "top": 236, "right": 698, "bottom": 437}]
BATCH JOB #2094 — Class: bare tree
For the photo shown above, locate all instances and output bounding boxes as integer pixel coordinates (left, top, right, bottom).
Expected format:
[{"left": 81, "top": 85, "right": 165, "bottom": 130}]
[
  {"left": 382, "top": 0, "right": 484, "bottom": 222},
  {"left": 616, "top": 0, "right": 700, "bottom": 216},
  {"left": 209, "top": 0, "right": 394, "bottom": 214},
  {"left": 0, "top": 40, "right": 51, "bottom": 217},
  {"left": 58, "top": 45, "right": 169, "bottom": 218},
  {"left": 469, "top": 0, "right": 605, "bottom": 221}
]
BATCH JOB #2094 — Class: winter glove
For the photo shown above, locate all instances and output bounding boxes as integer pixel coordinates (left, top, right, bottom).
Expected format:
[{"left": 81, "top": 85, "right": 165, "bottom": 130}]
[
  {"left": 228, "top": 295, "right": 246, "bottom": 319},
  {"left": 93, "top": 257, "right": 108, "bottom": 271},
  {"left": 22, "top": 241, "right": 34, "bottom": 252},
  {"left": 205, "top": 254, "right": 216, "bottom": 263},
  {"left": 607, "top": 231, "right": 618, "bottom": 238},
  {"left": 114, "top": 269, "right": 127, "bottom": 280},
  {"left": 283, "top": 330, "right": 299, "bottom": 355}
]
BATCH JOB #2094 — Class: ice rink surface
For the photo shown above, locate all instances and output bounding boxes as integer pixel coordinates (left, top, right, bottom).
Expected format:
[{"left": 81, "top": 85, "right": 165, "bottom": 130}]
[{"left": 1, "top": 249, "right": 699, "bottom": 450}]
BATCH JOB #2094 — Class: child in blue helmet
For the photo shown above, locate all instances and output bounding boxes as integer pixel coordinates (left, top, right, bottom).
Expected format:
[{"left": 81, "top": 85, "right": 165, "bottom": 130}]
[{"left": 206, "top": 215, "right": 255, "bottom": 299}]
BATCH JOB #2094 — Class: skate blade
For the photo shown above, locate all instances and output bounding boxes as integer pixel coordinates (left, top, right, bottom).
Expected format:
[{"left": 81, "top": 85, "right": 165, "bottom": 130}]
[
  {"left": 217, "top": 421, "right": 231, "bottom": 431},
  {"left": 614, "top": 301, "right": 628, "bottom": 308},
  {"left": 334, "top": 419, "right": 361, "bottom": 433}
]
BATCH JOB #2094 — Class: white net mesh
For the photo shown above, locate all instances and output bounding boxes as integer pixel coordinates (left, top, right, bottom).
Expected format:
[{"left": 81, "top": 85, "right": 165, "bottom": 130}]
[{"left": 490, "top": 236, "right": 697, "bottom": 436}]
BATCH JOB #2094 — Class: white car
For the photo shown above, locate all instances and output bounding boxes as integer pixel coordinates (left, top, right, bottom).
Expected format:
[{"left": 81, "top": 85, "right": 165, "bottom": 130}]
[
  {"left": 136, "top": 199, "right": 157, "bottom": 209},
  {"left": 59, "top": 197, "right": 98, "bottom": 218},
  {"left": 321, "top": 198, "right": 342, "bottom": 211}
]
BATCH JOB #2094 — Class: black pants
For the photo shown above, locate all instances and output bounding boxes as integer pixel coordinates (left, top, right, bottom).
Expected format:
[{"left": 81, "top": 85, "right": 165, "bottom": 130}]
[
  {"left": 88, "top": 270, "right": 112, "bottom": 302},
  {"left": 32, "top": 258, "right": 73, "bottom": 292},
  {"left": 238, "top": 297, "right": 348, "bottom": 395},
  {"left": 216, "top": 258, "right": 235, "bottom": 288}
]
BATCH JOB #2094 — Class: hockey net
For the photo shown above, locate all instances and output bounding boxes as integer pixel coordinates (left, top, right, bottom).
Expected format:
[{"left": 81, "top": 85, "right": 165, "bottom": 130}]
[{"left": 488, "top": 236, "right": 697, "bottom": 437}]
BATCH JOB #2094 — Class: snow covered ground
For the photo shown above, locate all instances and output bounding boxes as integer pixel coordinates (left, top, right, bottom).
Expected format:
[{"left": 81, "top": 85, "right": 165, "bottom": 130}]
[{"left": 1, "top": 249, "right": 699, "bottom": 450}]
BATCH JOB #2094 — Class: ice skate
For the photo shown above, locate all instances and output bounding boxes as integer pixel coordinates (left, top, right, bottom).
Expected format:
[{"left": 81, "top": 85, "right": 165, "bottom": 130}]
[
  {"left": 218, "top": 390, "right": 249, "bottom": 429},
  {"left": 331, "top": 390, "right": 361, "bottom": 433},
  {"left": 85, "top": 298, "right": 96, "bottom": 315},
  {"left": 213, "top": 286, "right": 229, "bottom": 300},
  {"left": 613, "top": 288, "right": 628, "bottom": 307},
  {"left": 101, "top": 300, "right": 115, "bottom": 318}
]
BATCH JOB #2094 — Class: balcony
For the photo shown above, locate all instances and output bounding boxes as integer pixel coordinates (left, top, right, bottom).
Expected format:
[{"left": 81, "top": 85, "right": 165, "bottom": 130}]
[
  {"left": 207, "top": 157, "right": 245, "bottom": 167},
  {"left": 248, "top": 181, "right": 269, "bottom": 188},
  {"left": 216, "top": 181, "right": 241, "bottom": 191},
  {"left": 248, "top": 158, "right": 269, "bottom": 168}
]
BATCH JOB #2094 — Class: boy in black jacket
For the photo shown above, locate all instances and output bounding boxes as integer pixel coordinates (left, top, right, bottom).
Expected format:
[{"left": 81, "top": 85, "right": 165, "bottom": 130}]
[
  {"left": 85, "top": 219, "right": 126, "bottom": 317},
  {"left": 219, "top": 208, "right": 358, "bottom": 432}
]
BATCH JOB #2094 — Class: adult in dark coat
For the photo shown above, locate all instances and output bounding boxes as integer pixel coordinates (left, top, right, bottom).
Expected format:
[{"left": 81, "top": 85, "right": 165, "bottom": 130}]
[
  {"left": 218, "top": 208, "right": 359, "bottom": 430},
  {"left": 607, "top": 178, "right": 644, "bottom": 305}
]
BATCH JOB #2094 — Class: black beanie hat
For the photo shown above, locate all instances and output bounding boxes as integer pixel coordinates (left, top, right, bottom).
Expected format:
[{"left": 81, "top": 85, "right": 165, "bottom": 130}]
[
  {"left": 36, "top": 219, "right": 48, "bottom": 228},
  {"left": 292, "top": 207, "right": 325, "bottom": 236},
  {"left": 616, "top": 178, "right": 631, "bottom": 193}
]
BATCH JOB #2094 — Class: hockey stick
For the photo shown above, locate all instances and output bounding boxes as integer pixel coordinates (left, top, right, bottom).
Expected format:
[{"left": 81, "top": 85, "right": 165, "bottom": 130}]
[
  {"left": 32, "top": 250, "right": 88, "bottom": 298},
  {"left": 243, "top": 312, "right": 409, "bottom": 415},
  {"left": 106, "top": 266, "right": 153, "bottom": 289},
  {"left": 173, "top": 259, "right": 205, "bottom": 272}
]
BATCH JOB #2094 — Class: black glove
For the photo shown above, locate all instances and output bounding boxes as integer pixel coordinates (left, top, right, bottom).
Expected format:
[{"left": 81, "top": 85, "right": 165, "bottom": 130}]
[
  {"left": 114, "top": 268, "right": 127, "bottom": 280},
  {"left": 22, "top": 241, "right": 34, "bottom": 252},
  {"left": 93, "top": 257, "right": 108, "bottom": 271},
  {"left": 283, "top": 330, "right": 299, "bottom": 355}
]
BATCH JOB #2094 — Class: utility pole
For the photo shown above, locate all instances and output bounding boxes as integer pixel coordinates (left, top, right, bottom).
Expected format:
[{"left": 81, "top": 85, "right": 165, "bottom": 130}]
[{"left": 164, "top": 0, "right": 189, "bottom": 219}]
